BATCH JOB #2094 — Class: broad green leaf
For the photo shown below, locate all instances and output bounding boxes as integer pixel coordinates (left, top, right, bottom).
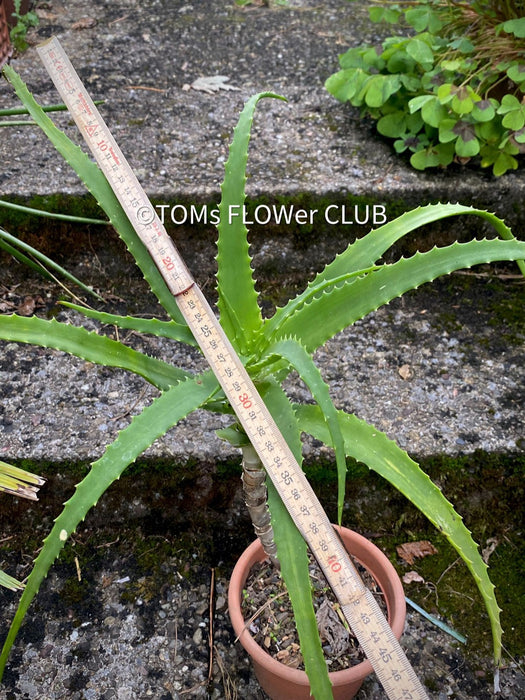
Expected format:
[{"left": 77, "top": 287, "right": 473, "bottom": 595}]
[
  {"left": 369, "top": 6, "right": 401, "bottom": 24},
  {"left": 440, "top": 59, "right": 462, "bottom": 72},
  {"left": 408, "top": 94, "right": 434, "bottom": 114},
  {"left": 377, "top": 111, "right": 406, "bottom": 138},
  {"left": 507, "top": 63, "right": 525, "bottom": 87},
  {"left": 60, "top": 302, "right": 197, "bottom": 346},
  {"left": 421, "top": 96, "right": 449, "bottom": 128},
  {"left": 447, "top": 36, "right": 475, "bottom": 53},
  {"left": 0, "top": 372, "right": 219, "bottom": 680},
  {"left": 405, "top": 6, "right": 443, "bottom": 33},
  {"left": 501, "top": 18, "right": 525, "bottom": 38},
  {"left": 295, "top": 404, "right": 502, "bottom": 663},
  {"left": 338, "top": 47, "right": 368, "bottom": 71},
  {"left": 451, "top": 86, "right": 480, "bottom": 116},
  {"left": 471, "top": 99, "right": 496, "bottom": 123},
  {"left": 216, "top": 93, "right": 285, "bottom": 352},
  {"left": 364, "top": 74, "right": 401, "bottom": 108},
  {"left": 266, "top": 238, "right": 525, "bottom": 352},
  {"left": 325, "top": 69, "right": 363, "bottom": 102},
  {"left": 386, "top": 45, "right": 416, "bottom": 74},
  {"left": 455, "top": 134, "right": 480, "bottom": 158},
  {"left": 261, "top": 380, "right": 333, "bottom": 699},
  {"left": 3, "top": 66, "right": 188, "bottom": 329},
  {"left": 406, "top": 38, "right": 434, "bottom": 69},
  {"left": 501, "top": 110, "right": 525, "bottom": 131},
  {"left": 437, "top": 83, "right": 454, "bottom": 104},
  {"left": 439, "top": 118, "right": 459, "bottom": 143},
  {"left": 499, "top": 94, "right": 522, "bottom": 112},
  {"left": 410, "top": 146, "right": 445, "bottom": 169},
  {"left": 259, "top": 338, "right": 347, "bottom": 522},
  {"left": 492, "top": 151, "right": 519, "bottom": 176},
  {"left": 477, "top": 118, "right": 505, "bottom": 145},
  {"left": 0, "top": 314, "right": 190, "bottom": 390}
]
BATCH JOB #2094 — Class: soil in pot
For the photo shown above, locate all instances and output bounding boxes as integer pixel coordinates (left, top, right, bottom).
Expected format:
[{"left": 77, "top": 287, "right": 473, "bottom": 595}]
[
  {"left": 229, "top": 527, "right": 406, "bottom": 700},
  {"left": 241, "top": 551, "right": 388, "bottom": 673}
]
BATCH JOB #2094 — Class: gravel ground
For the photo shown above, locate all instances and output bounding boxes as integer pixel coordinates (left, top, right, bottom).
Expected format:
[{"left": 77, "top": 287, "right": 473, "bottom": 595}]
[{"left": 0, "top": 534, "right": 524, "bottom": 700}]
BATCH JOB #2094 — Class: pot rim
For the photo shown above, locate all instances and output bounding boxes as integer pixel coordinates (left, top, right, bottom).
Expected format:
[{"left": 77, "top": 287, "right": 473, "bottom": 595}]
[{"left": 228, "top": 525, "right": 406, "bottom": 685}]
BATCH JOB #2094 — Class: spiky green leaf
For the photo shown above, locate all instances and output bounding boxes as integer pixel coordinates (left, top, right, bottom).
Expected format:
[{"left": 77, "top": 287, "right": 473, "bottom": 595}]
[
  {"left": 259, "top": 338, "right": 347, "bottom": 523},
  {"left": 264, "top": 204, "right": 522, "bottom": 343},
  {"left": 268, "top": 238, "right": 525, "bottom": 352},
  {"left": 2, "top": 66, "right": 188, "bottom": 328},
  {"left": 0, "top": 372, "right": 219, "bottom": 679},
  {"left": 261, "top": 380, "right": 333, "bottom": 699},
  {"left": 216, "top": 92, "right": 286, "bottom": 351},
  {"left": 295, "top": 403, "right": 502, "bottom": 662},
  {"left": 0, "top": 314, "right": 190, "bottom": 390},
  {"left": 60, "top": 302, "right": 197, "bottom": 346}
]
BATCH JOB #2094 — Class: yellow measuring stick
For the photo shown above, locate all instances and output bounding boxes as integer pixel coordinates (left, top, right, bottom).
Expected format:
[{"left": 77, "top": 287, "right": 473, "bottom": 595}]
[{"left": 37, "top": 36, "right": 430, "bottom": 700}]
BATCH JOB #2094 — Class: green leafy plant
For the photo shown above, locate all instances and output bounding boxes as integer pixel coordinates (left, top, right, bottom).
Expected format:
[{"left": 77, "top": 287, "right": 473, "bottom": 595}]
[
  {"left": 8, "top": 0, "right": 38, "bottom": 53},
  {"left": 1, "top": 62, "right": 525, "bottom": 697},
  {"left": 326, "top": 0, "right": 525, "bottom": 176}
]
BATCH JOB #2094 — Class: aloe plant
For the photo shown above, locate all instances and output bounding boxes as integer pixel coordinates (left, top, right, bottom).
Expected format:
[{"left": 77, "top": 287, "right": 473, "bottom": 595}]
[{"left": 1, "top": 63, "right": 524, "bottom": 697}]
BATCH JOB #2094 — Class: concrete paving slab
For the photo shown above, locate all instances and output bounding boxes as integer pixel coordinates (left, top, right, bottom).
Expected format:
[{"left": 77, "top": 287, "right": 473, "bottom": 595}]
[
  {"left": 0, "top": 0, "right": 523, "bottom": 466},
  {"left": 0, "top": 0, "right": 524, "bottom": 230}
]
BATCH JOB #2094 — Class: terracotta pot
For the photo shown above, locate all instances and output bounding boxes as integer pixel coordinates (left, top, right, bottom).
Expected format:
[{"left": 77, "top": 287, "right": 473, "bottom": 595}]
[
  {"left": 228, "top": 526, "right": 406, "bottom": 700},
  {"left": 4, "top": 1, "right": 30, "bottom": 29},
  {"left": 0, "top": 1, "right": 12, "bottom": 68}
]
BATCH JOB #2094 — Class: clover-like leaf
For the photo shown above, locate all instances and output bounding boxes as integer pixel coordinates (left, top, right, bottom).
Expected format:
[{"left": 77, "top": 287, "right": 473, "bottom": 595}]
[
  {"left": 405, "top": 6, "right": 443, "bottom": 33},
  {"left": 500, "top": 18, "right": 525, "bottom": 38},
  {"left": 406, "top": 38, "right": 435, "bottom": 69},
  {"left": 451, "top": 86, "right": 480, "bottom": 115},
  {"left": 507, "top": 63, "right": 525, "bottom": 89},
  {"left": 497, "top": 94, "right": 525, "bottom": 131},
  {"left": 369, "top": 5, "right": 401, "bottom": 24},
  {"left": 493, "top": 151, "right": 519, "bottom": 176},
  {"left": 439, "top": 117, "right": 459, "bottom": 142},
  {"left": 364, "top": 74, "right": 401, "bottom": 108},
  {"left": 471, "top": 99, "right": 496, "bottom": 123}
]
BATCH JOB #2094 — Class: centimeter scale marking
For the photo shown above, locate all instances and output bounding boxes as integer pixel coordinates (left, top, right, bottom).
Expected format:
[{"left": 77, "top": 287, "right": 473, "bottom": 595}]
[{"left": 37, "top": 36, "right": 429, "bottom": 700}]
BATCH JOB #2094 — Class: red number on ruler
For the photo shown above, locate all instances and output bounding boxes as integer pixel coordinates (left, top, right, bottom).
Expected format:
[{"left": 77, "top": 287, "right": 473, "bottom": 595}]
[
  {"left": 327, "top": 555, "right": 342, "bottom": 573},
  {"left": 239, "top": 393, "right": 252, "bottom": 409}
]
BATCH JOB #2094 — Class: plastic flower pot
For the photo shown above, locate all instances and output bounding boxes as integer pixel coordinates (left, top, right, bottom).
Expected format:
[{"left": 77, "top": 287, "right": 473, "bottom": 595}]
[{"left": 228, "top": 526, "right": 406, "bottom": 700}]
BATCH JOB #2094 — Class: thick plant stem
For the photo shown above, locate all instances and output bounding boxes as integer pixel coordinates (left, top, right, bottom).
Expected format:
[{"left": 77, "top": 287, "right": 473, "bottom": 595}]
[{"left": 241, "top": 443, "right": 279, "bottom": 567}]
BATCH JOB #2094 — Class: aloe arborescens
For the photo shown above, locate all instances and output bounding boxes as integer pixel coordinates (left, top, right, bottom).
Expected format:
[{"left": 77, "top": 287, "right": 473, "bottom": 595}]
[{"left": 0, "top": 61, "right": 524, "bottom": 697}]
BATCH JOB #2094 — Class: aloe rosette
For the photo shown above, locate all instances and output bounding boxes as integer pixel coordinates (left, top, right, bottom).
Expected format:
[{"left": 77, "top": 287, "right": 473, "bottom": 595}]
[{"left": 0, "top": 63, "right": 524, "bottom": 697}]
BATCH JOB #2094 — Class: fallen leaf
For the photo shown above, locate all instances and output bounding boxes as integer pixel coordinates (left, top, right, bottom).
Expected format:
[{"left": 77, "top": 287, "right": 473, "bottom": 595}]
[
  {"left": 275, "top": 644, "right": 301, "bottom": 668},
  {"left": 397, "top": 540, "right": 438, "bottom": 565},
  {"left": 16, "top": 296, "right": 36, "bottom": 316},
  {"left": 402, "top": 570, "right": 426, "bottom": 584},
  {"left": 398, "top": 363, "right": 414, "bottom": 380},
  {"left": 482, "top": 537, "right": 498, "bottom": 564},
  {"left": 188, "top": 76, "right": 240, "bottom": 94},
  {"left": 71, "top": 17, "right": 97, "bottom": 30}
]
